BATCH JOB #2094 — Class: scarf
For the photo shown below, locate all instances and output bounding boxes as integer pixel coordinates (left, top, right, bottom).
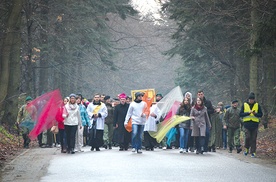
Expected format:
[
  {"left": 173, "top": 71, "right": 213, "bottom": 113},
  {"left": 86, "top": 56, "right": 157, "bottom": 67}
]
[
  {"left": 134, "top": 99, "right": 142, "bottom": 103},
  {"left": 194, "top": 104, "right": 204, "bottom": 111},
  {"left": 68, "top": 103, "right": 77, "bottom": 110}
]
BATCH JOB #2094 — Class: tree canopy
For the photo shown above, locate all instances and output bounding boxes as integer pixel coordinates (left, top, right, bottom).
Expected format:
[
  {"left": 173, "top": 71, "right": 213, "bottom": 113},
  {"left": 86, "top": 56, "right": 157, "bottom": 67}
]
[
  {"left": 164, "top": 0, "right": 276, "bottom": 112},
  {"left": 0, "top": 0, "right": 275, "bottom": 127}
]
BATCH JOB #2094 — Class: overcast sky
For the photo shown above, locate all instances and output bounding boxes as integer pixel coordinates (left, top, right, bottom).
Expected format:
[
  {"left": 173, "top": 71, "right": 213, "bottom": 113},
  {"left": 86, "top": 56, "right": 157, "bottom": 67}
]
[{"left": 130, "top": 0, "right": 167, "bottom": 24}]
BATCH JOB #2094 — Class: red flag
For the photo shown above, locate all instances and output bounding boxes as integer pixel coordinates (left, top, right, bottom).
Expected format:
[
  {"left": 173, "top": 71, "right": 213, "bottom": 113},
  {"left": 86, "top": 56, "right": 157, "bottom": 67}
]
[{"left": 28, "top": 89, "right": 63, "bottom": 140}]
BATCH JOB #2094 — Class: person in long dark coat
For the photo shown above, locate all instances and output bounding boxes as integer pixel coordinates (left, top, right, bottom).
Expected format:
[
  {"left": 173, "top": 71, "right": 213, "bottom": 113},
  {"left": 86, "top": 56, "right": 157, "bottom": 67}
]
[
  {"left": 209, "top": 106, "right": 223, "bottom": 152},
  {"left": 113, "top": 93, "right": 131, "bottom": 151},
  {"left": 103, "top": 96, "right": 114, "bottom": 149}
]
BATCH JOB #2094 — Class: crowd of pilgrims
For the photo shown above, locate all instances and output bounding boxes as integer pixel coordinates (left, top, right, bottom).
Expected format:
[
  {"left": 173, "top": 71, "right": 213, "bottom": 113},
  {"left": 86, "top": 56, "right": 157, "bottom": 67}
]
[{"left": 16, "top": 90, "right": 258, "bottom": 156}]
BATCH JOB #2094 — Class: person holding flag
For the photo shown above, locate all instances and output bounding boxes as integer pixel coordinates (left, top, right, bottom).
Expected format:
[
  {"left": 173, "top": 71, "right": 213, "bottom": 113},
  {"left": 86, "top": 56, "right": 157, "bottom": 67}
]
[
  {"left": 16, "top": 96, "right": 37, "bottom": 148},
  {"left": 144, "top": 101, "right": 160, "bottom": 151}
]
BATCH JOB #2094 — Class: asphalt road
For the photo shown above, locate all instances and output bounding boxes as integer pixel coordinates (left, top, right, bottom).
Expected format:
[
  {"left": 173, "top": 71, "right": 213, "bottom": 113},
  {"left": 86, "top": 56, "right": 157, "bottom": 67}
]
[
  {"left": 38, "top": 147, "right": 276, "bottom": 182},
  {"left": 1, "top": 146, "right": 275, "bottom": 182}
]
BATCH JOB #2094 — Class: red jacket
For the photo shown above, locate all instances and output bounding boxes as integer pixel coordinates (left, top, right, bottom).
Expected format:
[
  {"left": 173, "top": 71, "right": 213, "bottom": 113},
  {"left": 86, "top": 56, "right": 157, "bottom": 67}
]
[{"left": 56, "top": 106, "right": 65, "bottom": 129}]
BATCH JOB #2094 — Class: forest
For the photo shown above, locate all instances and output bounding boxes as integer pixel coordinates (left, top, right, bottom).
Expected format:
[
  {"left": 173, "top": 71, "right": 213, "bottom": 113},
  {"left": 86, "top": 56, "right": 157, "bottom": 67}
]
[{"left": 0, "top": 0, "right": 275, "bottom": 128}]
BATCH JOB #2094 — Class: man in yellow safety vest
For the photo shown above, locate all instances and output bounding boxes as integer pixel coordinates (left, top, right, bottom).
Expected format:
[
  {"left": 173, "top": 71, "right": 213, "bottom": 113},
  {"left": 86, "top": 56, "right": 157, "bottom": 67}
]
[{"left": 240, "top": 92, "right": 263, "bottom": 158}]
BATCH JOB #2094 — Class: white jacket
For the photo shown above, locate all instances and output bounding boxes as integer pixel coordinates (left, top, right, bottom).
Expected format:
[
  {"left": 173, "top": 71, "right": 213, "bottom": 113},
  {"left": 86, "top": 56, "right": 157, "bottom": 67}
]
[
  {"left": 63, "top": 103, "right": 82, "bottom": 126},
  {"left": 87, "top": 102, "right": 107, "bottom": 130},
  {"left": 124, "top": 101, "right": 147, "bottom": 125},
  {"left": 144, "top": 104, "right": 160, "bottom": 132}
]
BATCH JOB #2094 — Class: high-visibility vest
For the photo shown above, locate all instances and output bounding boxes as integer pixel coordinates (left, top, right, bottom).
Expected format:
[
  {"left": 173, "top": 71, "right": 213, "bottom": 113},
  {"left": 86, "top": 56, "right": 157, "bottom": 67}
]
[{"left": 243, "top": 102, "right": 259, "bottom": 122}]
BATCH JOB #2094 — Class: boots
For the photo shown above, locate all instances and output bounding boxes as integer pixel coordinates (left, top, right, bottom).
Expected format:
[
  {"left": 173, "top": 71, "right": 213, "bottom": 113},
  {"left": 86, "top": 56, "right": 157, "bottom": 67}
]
[
  {"left": 212, "top": 145, "right": 216, "bottom": 152},
  {"left": 229, "top": 147, "right": 233, "bottom": 153},
  {"left": 236, "top": 146, "right": 242, "bottom": 153},
  {"left": 61, "top": 146, "right": 67, "bottom": 153}
]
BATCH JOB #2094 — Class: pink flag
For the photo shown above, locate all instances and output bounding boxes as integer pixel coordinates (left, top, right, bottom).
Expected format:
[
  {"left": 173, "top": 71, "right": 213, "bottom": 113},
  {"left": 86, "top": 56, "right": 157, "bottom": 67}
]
[
  {"left": 27, "top": 89, "right": 63, "bottom": 140},
  {"left": 162, "top": 101, "right": 181, "bottom": 126}
]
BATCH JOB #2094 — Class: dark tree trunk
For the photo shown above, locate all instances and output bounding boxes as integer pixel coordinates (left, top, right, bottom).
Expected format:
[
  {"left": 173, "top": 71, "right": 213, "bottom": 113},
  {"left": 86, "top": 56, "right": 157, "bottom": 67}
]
[{"left": 0, "top": 0, "right": 22, "bottom": 124}]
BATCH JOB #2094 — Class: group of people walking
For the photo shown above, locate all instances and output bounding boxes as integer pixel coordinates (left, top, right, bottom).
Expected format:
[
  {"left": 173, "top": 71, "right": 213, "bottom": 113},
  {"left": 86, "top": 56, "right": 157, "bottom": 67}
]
[
  {"left": 16, "top": 89, "right": 263, "bottom": 158},
  {"left": 174, "top": 90, "right": 263, "bottom": 158}
]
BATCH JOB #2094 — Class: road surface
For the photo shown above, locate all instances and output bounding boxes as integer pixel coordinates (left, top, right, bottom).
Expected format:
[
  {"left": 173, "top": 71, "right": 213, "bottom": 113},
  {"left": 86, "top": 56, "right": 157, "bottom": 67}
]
[{"left": 1, "top": 147, "right": 276, "bottom": 182}]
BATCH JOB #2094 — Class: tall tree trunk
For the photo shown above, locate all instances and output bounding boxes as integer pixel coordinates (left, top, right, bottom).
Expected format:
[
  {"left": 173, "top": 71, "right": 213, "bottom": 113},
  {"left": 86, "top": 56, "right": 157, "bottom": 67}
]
[
  {"left": 0, "top": 0, "right": 22, "bottom": 123},
  {"left": 249, "top": 0, "right": 259, "bottom": 97},
  {"left": 38, "top": 0, "right": 49, "bottom": 95},
  {"left": 228, "top": 44, "right": 237, "bottom": 100},
  {"left": 23, "top": 0, "right": 35, "bottom": 96},
  {"left": 5, "top": 14, "right": 22, "bottom": 126}
]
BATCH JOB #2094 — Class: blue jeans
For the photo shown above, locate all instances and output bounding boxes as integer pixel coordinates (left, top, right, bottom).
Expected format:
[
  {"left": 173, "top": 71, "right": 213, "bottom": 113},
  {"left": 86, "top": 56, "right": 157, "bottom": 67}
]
[
  {"left": 179, "top": 128, "right": 189, "bottom": 149},
  {"left": 222, "top": 129, "right": 227, "bottom": 149},
  {"left": 59, "top": 129, "right": 67, "bottom": 150},
  {"left": 132, "top": 124, "right": 144, "bottom": 150}
]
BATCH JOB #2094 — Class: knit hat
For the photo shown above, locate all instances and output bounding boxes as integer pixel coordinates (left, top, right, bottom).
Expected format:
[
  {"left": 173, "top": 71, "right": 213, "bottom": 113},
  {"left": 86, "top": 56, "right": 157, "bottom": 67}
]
[
  {"left": 25, "top": 96, "right": 32, "bottom": 101},
  {"left": 69, "top": 93, "right": 77, "bottom": 98},
  {"left": 232, "top": 100, "right": 238, "bottom": 104},
  {"left": 156, "top": 93, "right": 163, "bottom": 97},
  {"left": 248, "top": 92, "right": 255, "bottom": 99},
  {"left": 135, "top": 92, "right": 143, "bottom": 98},
  {"left": 104, "top": 95, "right": 110, "bottom": 101}
]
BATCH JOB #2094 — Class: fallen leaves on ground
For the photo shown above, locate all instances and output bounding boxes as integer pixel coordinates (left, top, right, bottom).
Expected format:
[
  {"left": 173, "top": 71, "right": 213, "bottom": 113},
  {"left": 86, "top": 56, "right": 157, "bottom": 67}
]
[
  {"left": 0, "top": 126, "right": 21, "bottom": 168},
  {"left": 256, "top": 118, "right": 276, "bottom": 161}
]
